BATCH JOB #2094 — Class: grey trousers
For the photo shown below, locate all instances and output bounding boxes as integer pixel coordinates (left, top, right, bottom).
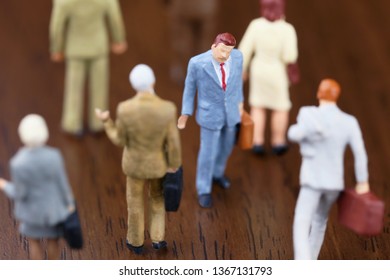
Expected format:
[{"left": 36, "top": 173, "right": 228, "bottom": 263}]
[
  {"left": 62, "top": 56, "right": 109, "bottom": 133},
  {"left": 293, "top": 186, "right": 340, "bottom": 260},
  {"left": 196, "top": 125, "right": 236, "bottom": 195}
]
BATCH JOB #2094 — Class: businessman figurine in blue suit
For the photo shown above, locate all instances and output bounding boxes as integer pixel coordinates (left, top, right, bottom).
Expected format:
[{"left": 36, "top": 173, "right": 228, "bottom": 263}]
[{"left": 178, "top": 33, "right": 244, "bottom": 208}]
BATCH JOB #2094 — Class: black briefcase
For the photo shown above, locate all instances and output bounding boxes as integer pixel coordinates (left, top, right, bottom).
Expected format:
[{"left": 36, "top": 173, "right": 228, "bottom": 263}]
[
  {"left": 62, "top": 208, "right": 83, "bottom": 249},
  {"left": 162, "top": 166, "right": 184, "bottom": 212}
]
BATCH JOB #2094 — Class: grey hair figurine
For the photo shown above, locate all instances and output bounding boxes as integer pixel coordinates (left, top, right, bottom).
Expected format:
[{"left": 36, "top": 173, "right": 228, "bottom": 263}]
[{"left": 0, "top": 114, "right": 75, "bottom": 259}]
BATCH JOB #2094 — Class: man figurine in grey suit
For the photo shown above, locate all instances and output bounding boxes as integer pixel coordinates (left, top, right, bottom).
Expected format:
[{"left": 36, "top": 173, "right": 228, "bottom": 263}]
[
  {"left": 288, "top": 79, "right": 370, "bottom": 259},
  {"left": 178, "top": 33, "right": 244, "bottom": 208}
]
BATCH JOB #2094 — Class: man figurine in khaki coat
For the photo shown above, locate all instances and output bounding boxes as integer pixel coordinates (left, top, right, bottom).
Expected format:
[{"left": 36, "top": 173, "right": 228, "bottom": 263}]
[
  {"left": 50, "top": 0, "right": 127, "bottom": 135},
  {"left": 95, "top": 64, "right": 182, "bottom": 254}
]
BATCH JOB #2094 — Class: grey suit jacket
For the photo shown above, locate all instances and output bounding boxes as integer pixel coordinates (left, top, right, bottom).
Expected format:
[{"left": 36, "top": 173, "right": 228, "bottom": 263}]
[
  {"left": 288, "top": 104, "right": 368, "bottom": 191},
  {"left": 4, "top": 146, "right": 74, "bottom": 226},
  {"left": 181, "top": 49, "right": 244, "bottom": 130}
]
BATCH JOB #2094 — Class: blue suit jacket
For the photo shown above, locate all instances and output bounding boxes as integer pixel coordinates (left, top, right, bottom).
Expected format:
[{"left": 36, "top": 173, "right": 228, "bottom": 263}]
[{"left": 181, "top": 49, "right": 244, "bottom": 130}]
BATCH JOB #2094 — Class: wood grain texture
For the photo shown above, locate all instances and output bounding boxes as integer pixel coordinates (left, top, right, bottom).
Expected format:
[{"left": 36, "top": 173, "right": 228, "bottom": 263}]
[{"left": 0, "top": 0, "right": 389, "bottom": 260}]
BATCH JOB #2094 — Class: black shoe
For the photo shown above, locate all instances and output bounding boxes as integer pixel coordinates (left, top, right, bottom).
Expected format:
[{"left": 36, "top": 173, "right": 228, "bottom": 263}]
[
  {"left": 252, "top": 145, "right": 266, "bottom": 156},
  {"left": 272, "top": 144, "right": 289, "bottom": 156},
  {"left": 198, "top": 194, "right": 212, "bottom": 208},
  {"left": 126, "top": 241, "right": 144, "bottom": 255},
  {"left": 212, "top": 176, "right": 231, "bottom": 189},
  {"left": 152, "top": 241, "right": 168, "bottom": 250}
]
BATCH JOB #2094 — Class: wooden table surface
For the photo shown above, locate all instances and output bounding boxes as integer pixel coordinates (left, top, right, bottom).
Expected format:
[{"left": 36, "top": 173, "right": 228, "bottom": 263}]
[{"left": 0, "top": 0, "right": 390, "bottom": 260}]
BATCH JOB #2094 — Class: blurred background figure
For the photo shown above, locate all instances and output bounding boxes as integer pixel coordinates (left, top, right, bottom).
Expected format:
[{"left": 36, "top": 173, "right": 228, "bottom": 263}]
[
  {"left": 50, "top": 0, "right": 127, "bottom": 136},
  {"left": 164, "top": 0, "right": 219, "bottom": 84},
  {"left": 239, "top": 0, "right": 299, "bottom": 156},
  {"left": 0, "top": 115, "right": 75, "bottom": 260},
  {"left": 288, "top": 79, "right": 369, "bottom": 259}
]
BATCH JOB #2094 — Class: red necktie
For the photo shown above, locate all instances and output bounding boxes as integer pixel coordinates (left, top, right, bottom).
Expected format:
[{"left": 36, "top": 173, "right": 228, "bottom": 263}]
[{"left": 220, "top": 63, "right": 226, "bottom": 91}]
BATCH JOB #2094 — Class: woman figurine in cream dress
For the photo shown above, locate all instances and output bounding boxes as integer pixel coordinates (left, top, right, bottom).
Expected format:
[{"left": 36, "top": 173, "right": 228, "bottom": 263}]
[{"left": 239, "top": 0, "right": 299, "bottom": 155}]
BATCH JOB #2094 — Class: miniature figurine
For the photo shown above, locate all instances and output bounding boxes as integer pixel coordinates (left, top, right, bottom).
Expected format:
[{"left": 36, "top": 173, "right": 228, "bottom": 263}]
[
  {"left": 50, "top": 0, "right": 127, "bottom": 135},
  {"left": 239, "top": 0, "right": 299, "bottom": 155},
  {"left": 95, "top": 64, "right": 182, "bottom": 254},
  {"left": 288, "top": 79, "right": 369, "bottom": 260},
  {"left": 164, "top": 0, "right": 219, "bottom": 83},
  {"left": 0, "top": 114, "right": 75, "bottom": 260},
  {"left": 178, "top": 33, "right": 243, "bottom": 208}
]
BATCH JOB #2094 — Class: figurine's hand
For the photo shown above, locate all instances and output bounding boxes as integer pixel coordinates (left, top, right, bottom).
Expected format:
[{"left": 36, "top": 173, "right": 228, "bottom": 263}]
[
  {"left": 68, "top": 205, "right": 76, "bottom": 213},
  {"left": 287, "top": 63, "right": 300, "bottom": 85},
  {"left": 166, "top": 167, "right": 178, "bottom": 173},
  {"left": 0, "top": 178, "right": 8, "bottom": 190},
  {"left": 51, "top": 52, "right": 64, "bottom": 62},
  {"left": 355, "top": 182, "right": 370, "bottom": 194},
  {"left": 111, "top": 42, "right": 127, "bottom": 54},
  {"left": 95, "top": 108, "right": 110, "bottom": 122},
  {"left": 239, "top": 103, "right": 244, "bottom": 117},
  {"left": 177, "top": 115, "right": 189, "bottom": 130},
  {"left": 242, "top": 71, "right": 249, "bottom": 82}
]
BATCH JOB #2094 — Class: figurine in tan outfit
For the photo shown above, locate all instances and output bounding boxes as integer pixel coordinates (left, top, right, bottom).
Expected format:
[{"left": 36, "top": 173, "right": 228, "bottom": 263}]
[
  {"left": 50, "top": 0, "right": 127, "bottom": 135},
  {"left": 239, "top": 0, "right": 299, "bottom": 155},
  {"left": 95, "top": 64, "right": 182, "bottom": 254}
]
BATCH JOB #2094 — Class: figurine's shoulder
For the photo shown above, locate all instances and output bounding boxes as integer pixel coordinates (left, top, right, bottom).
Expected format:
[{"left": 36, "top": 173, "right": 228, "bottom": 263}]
[
  {"left": 298, "top": 106, "right": 318, "bottom": 115},
  {"left": 190, "top": 50, "right": 211, "bottom": 64}
]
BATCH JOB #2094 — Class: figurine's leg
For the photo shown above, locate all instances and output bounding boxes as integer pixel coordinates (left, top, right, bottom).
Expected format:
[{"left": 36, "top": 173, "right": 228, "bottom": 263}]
[
  {"left": 62, "top": 58, "right": 86, "bottom": 134},
  {"left": 126, "top": 177, "right": 145, "bottom": 247},
  {"left": 28, "top": 238, "right": 42, "bottom": 260},
  {"left": 309, "top": 191, "right": 340, "bottom": 259},
  {"left": 251, "top": 107, "right": 266, "bottom": 145},
  {"left": 196, "top": 127, "right": 220, "bottom": 195},
  {"left": 270, "top": 110, "right": 289, "bottom": 146},
  {"left": 47, "top": 238, "right": 60, "bottom": 260},
  {"left": 148, "top": 178, "right": 165, "bottom": 243},
  {"left": 89, "top": 55, "right": 109, "bottom": 132},
  {"left": 293, "top": 186, "right": 321, "bottom": 260},
  {"left": 213, "top": 125, "right": 236, "bottom": 178}
]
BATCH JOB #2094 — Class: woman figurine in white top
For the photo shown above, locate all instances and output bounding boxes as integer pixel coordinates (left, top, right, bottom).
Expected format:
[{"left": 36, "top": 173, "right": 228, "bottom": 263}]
[{"left": 239, "top": 0, "right": 299, "bottom": 156}]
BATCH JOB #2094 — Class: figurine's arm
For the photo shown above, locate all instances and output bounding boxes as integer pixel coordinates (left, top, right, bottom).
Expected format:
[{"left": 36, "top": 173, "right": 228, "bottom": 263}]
[
  {"left": 178, "top": 59, "right": 197, "bottom": 129},
  {"left": 282, "top": 25, "right": 299, "bottom": 84},
  {"left": 55, "top": 151, "right": 75, "bottom": 210},
  {"left": 165, "top": 106, "right": 182, "bottom": 170},
  {"left": 287, "top": 108, "right": 310, "bottom": 142},
  {"left": 238, "top": 21, "right": 256, "bottom": 80},
  {"left": 1, "top": 164, "right": 28, "bottom": 200},
  {"left": 349, "top": 118, "right": 369, "bottom": 193},
  {"left": 106, "top": 0, "right": 127, "bottom": 54},
  {"left": 95, "top": 108, "right": 127, "bottom": 147},
  {"left": 49, "top": 0, "right": 68, "bottom": 62},
  {"left": 288, "top": 107, "right": 324, "bottom": 142}
]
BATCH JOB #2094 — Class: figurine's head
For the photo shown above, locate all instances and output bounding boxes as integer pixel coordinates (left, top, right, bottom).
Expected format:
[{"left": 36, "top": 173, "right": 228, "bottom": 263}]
[
  {"left": 129, "top": 64, "right": 156, "bottom": 93},
  {"left": 260, "top": 0, "right": 285, "bottom": 22},
  {"left": 317, "top": 79, "right": 341, "bottom": 102},
  {"left": 211, "top": 33, "right": 236, "bottom": 63},
  {"left": 18, "top": 114, "right": 49, "bottom": 147}
]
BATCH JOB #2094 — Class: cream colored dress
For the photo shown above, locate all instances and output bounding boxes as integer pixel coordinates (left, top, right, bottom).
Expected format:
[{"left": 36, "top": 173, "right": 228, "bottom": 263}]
[{"left": 239, "top": 18, "right": 298, "bottom": 110}]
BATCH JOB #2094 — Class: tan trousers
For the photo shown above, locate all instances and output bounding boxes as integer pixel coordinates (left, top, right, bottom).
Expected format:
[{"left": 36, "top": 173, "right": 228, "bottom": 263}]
[
  {"left": 126, "top": 177, "right": 166, "bottom": 247},
  {"left": 62, "top": 56, "right": 109, "bottom": 133}
]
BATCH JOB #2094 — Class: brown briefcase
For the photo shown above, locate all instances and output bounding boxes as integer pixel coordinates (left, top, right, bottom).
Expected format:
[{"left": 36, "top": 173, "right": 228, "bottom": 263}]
[
  {"left": 337, "top": 188, "right": 385, "bottom": 236},
  {"left": 237, "top": 110, "right": 254, "bottom": 150}
]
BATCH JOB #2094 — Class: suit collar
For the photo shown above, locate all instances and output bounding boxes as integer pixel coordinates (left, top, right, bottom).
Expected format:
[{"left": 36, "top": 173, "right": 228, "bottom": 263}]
[{"left": 203, "top": 50, "right": 237, "bottom": 89}]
